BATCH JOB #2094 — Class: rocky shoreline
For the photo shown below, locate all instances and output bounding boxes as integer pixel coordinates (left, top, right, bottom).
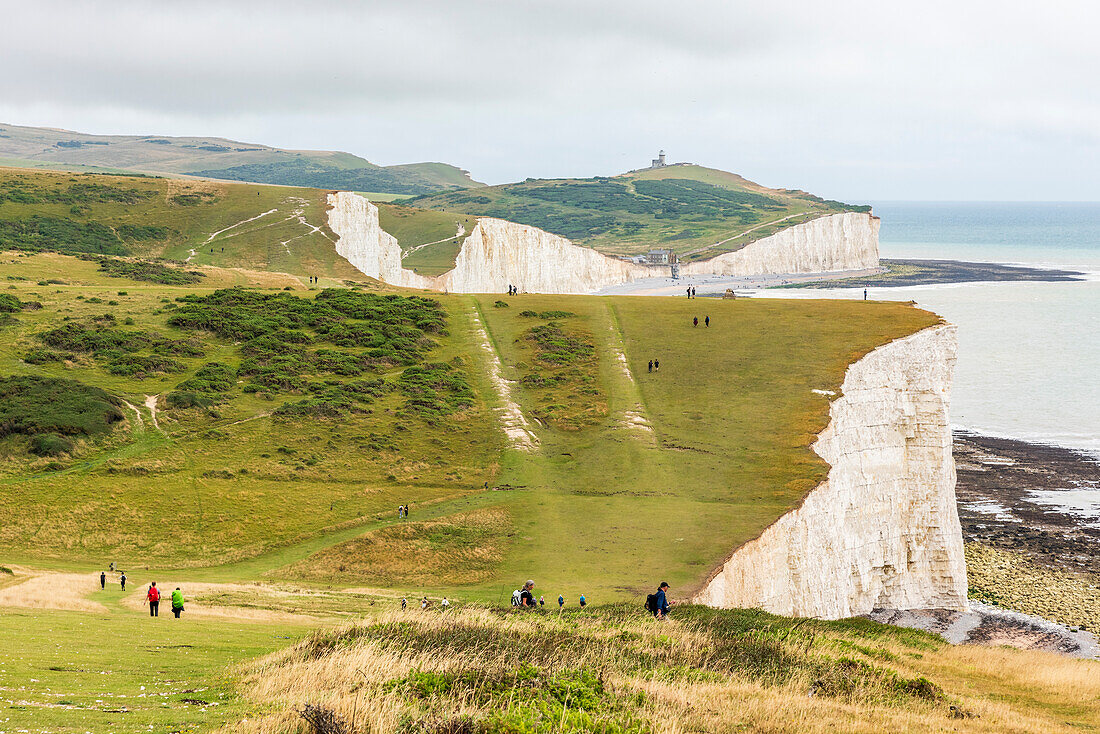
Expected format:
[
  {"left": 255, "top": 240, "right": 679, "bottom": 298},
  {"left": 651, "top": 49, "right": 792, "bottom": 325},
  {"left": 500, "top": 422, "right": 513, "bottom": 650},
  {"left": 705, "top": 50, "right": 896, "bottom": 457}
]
[{"left": 784, "top": 258, "right": 1087, "bottom": 288}]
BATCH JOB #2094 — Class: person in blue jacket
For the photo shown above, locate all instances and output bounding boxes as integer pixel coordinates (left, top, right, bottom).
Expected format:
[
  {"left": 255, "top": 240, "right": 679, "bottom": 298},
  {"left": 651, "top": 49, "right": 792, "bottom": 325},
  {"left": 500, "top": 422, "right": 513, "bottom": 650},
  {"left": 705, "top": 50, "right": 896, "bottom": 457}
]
[{"left": 654, "top": 581, "right": 671, "bottom": 620}]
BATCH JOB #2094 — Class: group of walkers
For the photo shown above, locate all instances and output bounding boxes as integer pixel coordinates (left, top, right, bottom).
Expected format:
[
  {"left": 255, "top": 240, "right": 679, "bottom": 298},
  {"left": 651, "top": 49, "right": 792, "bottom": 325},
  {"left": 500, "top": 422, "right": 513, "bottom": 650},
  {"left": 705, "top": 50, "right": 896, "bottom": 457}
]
[
  {"left": 686, "top": 286, "right": 698, "bottom": 299},
  {"left": 510, "top": 580, "right": 587, "bottom": 610},
  {"left": 397, "top": 504, "right": 411, "bottom": 519},
  {"left": 647, "top": 359, "right": 661, "bottom": 373},
  {"left": 507, "top": 284, "right": 521, "bottom": 295},
  {"left": 99, "top": 570, "right": 186, "bottom": 619},
  {"left": 692, "top": 315, "right": 710, "bottom": 327}
]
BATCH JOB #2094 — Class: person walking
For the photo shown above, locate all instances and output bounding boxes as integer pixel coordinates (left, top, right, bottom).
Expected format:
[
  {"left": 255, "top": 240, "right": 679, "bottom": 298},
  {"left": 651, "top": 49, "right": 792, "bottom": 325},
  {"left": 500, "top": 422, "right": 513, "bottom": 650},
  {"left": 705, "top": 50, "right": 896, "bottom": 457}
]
[
  {"left": 863, "top": 289, "right": 868, "bottom": 301},
  {"left": 401, "top": 597, "right": 407, "bottom": 611},
  {"left": 705, "top": 316, "right": 710, "bottom": 327},
  {"left": 120, "top": 572, "right": 126, "bottom": 591},
  {"left": 441, "top": 597, "right": 450, "bottom": 611},
  {"left": 397, "top": 506, "right": 403, "bottom": 519},
  {"left": 539, "top": 595, "right": 545, "bottom": 607},
  {"left": 648, "top": 360, "right": 653, "bottom": 373},
  {"left": 421, "top": 596, "right": 428, "bottom": 610},
  {"left": 146, "top": 582, "right": 160, "bottom": 617},
  {"left": 520, "top": 580, "right": 538, "bottom": 608},
  {"left": 691, "top": 287, "right": 696, "bottom": 298},
  {"left": 558, "top": 594, "right": 565, "bottom": 610},
  {"left": 171, "top": 587, "right": 184, "bottom": 619},
  {"left": 100, "top": 571, "right": 106, "bottom": 589},
  {"left": 654, "top": 581, "right": 672, "bottom": 620},
  {"left": 686, "top": 287, "right": 691, "bottom": 299},
  {"left": 654, "top": 359, "right": 660, "bottom": 371},
  {"left": 579, "top": 594, "right": 587, "bottom": 608},
  {"left": 404, "top": 504, "right": 410, "bottom": 518},
  {"left": 693, "top": 317, "right": 698, "bottom": 327}
]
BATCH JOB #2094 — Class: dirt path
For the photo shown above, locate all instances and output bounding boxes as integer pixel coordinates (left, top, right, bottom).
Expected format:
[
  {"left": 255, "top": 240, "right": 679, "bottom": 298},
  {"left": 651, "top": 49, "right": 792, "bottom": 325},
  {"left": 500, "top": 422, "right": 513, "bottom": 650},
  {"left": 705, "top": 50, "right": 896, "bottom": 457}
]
[
  {"left": 469, "top": 306, "right": 538, "bottom": 451},
  {"left": 605, "top": 305, "right": 655, "bottom": 438},
  {"left": 203, "top": 208, "right": 278, "bottom": 245},
  {"left": 122, "top": 400, "right": 144, "bottom": 432},
  {"left": 402, "top": 223, "right": 467, "bottom": 258},
  {"left": 144, "top": 395, "right": 160, "bottom": 431}
]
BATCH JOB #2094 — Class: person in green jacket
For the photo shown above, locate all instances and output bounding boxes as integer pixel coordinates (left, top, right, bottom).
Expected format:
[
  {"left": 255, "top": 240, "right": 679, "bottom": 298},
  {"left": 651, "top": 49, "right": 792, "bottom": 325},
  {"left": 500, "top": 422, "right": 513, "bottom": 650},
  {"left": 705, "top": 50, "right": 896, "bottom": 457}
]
[{"left": 171, "top": 587, "right": 184, "bottom": 619}]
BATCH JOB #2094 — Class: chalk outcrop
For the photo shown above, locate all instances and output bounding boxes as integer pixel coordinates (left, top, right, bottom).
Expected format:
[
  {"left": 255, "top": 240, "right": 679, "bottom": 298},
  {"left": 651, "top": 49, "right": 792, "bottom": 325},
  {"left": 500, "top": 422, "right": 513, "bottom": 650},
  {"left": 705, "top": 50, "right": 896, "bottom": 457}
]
[
  {"left": 680, "top": 211, "right": 879, "bottom": 278},
  {"left": 326, "top": 192, "right": 435, "bottom": 290},
  {"left": 693, "top": 324, "right": 968, "bottom": 619},
  {"left": 327, "top": 192, "right": 880, "bottom": 294}
]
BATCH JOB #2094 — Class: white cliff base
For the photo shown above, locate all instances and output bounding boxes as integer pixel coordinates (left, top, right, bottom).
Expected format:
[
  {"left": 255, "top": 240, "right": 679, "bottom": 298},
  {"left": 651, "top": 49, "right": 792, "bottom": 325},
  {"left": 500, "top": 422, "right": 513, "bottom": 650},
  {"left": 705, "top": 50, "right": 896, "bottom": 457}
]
[
  {"left": 694, "top": 324, "right": 969, "bottom": 619},
  {"left": 326, "top": 192, "right": 880, "bottom": 294}
]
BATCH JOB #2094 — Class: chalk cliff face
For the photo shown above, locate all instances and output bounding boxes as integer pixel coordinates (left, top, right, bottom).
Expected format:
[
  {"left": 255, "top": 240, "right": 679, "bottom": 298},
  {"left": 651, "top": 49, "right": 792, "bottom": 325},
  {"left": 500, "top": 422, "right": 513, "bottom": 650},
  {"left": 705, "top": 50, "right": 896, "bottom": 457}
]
[
  {"left": 326, "top": 192, "right": 435, "bottom": 290},
  {"left": 693, "top": 324, "right": 968, "bottom": 619},
  {"left": 327, "top": 192, "right": 880, "bottom": 294},
  {"left": 680, "top": 212, "right": 880, "bottom": 278},
  {"left": 437, "top": 218, "right": 651, "bottom": 294}
]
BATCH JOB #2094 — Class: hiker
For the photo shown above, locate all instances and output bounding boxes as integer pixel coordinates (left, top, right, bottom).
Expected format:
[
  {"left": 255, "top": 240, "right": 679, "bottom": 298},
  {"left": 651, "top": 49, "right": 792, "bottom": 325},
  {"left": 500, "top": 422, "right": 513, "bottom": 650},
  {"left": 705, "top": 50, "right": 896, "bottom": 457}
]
[
  {"left": 401, "top": 597, "right": 407, "bottom": 611},
  {"left": 693, "top": 317, "right": 698, "bottom": 327},
  {"left": 441, "top": 597, "right": 450, "bottom": 610},
  {"left": 100, "top": 571, "right": 106, "bottom": 589},
  {"left": 520, "top": 580, "right": 537, "bottom": 608},
  {"left": 511, "top": 588, "right": 522, "bottom": 607},
  {"left": 650, "top": 581, "right": 672, "bottom": 620},
  {"left": 109, "top": 561, "right": 115, "bottom": 572},
  {"left": 120, "top": 573, "right": 126, "bottom": 591},
  {"left": 705, "top": 316, "right": 710, "bottom": 327},
  {"left": 654, "top": 359, "right": 660, "bottom": 371},
  {"left": 404, "top": 504, "right": 410, "bottom": 518},
  {"left": 864, "top": 289, "right": 868, "bottom": 301},
  {"left": 558, "top": 594, "right": 565, "bottom": 610},
  {"left": 397, "top": 505, "right": 404, "bottom": 519},
  {"left": 579, "top": 594, "right": 587, "bottom": 608},
  {"left": 539, "top": 595, "right": 545, "bottom": 607},
  {"left": 421, "top": 596, "right": 428, "bottom": 610},
  {"left": 686, "top": 287, "right": 691, "bottom": 299},
  {"left": 648, "top": 360, "right": 653, "bottom": 373},
  {"left": 171, "top": 587, "right": 184, "bottom": 619},
  {"left": 691, "top": 287, "right": 696, "bottom": 298},
  {"left": 146, "top": 582, "right": 160, "bottom": 617}
]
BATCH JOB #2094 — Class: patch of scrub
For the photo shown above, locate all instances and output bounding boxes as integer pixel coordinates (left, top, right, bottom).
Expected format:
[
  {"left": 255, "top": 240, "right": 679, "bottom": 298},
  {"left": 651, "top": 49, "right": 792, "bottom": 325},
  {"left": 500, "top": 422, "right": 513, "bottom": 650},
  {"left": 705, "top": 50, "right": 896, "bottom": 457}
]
[
  {"left": 0, "top": 570, "right": 106, "bottom": 612},
  {"left": 470, "top": 310, "right": 538, "bottom": 451}
]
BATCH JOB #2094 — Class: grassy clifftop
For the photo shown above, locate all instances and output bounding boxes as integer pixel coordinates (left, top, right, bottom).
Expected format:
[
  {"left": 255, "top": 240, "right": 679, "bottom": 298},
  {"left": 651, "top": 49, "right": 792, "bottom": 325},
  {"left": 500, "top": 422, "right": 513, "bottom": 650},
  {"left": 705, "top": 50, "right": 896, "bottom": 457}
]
[{"left": 0, "top": 248, "right": 936, "bottom": 599}]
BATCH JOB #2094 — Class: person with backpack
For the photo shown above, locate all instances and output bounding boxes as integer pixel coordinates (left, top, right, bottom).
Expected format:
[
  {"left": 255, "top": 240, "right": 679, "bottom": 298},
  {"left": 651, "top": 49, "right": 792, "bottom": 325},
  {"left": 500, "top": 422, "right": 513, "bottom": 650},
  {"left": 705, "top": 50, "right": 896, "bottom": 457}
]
[
  {"left": 558, "top": 594, "right": 565, "bottom": 610},
  {"left": 171, "top": 587, "right": 184, "bottom": 618},
  {"left": 146, "top": 582, "right": 160, "bottom": 617},
  {"left": 519, "top": 580, "right": 538, "bottom": 608},
  {"left": 511, "top": 588, "right": 522, "bottom": 607},
  {"left": 401, "top": 597, "right": 407, "bottom": 611},
  {"left": 648, "top": 581, "right": 671, "bottom": 620}
]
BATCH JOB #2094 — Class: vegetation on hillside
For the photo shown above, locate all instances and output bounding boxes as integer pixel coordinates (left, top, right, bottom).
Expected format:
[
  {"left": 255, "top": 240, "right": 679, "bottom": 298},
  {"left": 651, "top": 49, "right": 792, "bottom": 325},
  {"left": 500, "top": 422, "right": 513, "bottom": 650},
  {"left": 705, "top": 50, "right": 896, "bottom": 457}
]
[
  {"left": 0, "top": 375, "right": 124, "bottom": 456},
  {"left": 188, "top": 159, "right": 473, "bottom": 196}
]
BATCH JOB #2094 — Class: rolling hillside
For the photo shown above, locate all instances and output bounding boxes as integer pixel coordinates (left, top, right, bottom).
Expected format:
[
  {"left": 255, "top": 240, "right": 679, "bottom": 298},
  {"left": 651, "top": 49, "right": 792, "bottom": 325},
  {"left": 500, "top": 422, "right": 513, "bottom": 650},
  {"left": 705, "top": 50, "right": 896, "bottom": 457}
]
[
  {"left": 0, "top": 122, "right": 483, "bottom": 195},
  {"left": 405, "top": 163, "right": 871, "bottom": 262}
]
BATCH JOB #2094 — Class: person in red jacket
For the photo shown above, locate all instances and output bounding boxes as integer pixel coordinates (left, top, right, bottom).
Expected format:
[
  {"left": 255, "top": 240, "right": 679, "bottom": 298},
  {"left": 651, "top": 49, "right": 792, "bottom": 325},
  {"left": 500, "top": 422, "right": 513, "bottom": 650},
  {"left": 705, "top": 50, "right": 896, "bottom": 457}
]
[{"left": 146, "top": 582, "right": 160, "bottom": 617}]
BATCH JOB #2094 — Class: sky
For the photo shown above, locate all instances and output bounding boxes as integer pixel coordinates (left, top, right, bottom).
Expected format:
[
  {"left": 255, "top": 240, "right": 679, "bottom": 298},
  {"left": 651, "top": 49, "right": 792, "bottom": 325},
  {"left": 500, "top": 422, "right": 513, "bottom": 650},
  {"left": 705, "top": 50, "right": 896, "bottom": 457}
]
[{"left": 2, "top": 0, "right": 1099, "bottom": 201}]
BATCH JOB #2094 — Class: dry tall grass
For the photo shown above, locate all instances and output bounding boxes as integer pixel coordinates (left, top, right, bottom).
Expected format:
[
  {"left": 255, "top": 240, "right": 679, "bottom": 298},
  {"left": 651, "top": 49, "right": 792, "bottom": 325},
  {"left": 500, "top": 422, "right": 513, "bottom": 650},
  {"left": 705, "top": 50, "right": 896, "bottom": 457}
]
[
  {"left": 219, "top": 605, "right": 1100, "bottom": 734},
  {"left": 0, "top": 569, "right": 106, "bottom": 612}
]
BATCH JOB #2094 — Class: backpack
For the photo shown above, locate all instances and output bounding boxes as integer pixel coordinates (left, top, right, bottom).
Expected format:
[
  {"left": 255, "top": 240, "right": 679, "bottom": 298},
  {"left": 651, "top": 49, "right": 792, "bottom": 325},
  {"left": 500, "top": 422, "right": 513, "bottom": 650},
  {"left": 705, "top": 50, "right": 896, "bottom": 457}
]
[
  {"left": 644, "top": 593, "right": 657, "bottom": 614},
  {"left": 511, "top": 590, "right": 521, "bottom": 607}
]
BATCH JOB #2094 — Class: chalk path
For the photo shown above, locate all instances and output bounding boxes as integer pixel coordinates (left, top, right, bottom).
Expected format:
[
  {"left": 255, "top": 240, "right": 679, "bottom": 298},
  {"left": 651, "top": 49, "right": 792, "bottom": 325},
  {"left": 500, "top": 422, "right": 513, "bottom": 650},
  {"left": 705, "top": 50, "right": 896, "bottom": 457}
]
[{"left": 470, "top": 307, "right": 538, "bottom": 451}]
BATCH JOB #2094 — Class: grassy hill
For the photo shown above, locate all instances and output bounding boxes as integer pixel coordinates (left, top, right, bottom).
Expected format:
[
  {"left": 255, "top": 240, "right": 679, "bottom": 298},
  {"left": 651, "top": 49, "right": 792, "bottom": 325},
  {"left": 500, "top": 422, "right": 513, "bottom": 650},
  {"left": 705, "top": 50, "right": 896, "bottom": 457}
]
[
  {"left": 404, "top": 163, "right": 871, "bottom": 262},
  {"left": 0, "top": 246, "right": 936, "bottom": 599},
  {"left": 0, "top": 123, "right": 483, "bottom": 195}
]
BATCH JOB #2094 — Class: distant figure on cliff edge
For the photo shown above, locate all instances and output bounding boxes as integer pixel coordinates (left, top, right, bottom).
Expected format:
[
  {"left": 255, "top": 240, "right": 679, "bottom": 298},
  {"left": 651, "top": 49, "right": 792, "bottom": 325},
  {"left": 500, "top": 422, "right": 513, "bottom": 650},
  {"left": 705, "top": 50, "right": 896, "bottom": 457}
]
[
  {"left": 120, "top": 573, "right": 126, "bottom": 591},
  {"left": 171, "top": 587, "right": 184, "bottom": 619},
  {"left": 100, "top": 571, "right": 106, "bottom": 589},
  {"left": 654, "top": 359, "right": 660, "bottom": 371},
  {"left": 648, "top": 360, "right": 653, "bottom": 373},
  {"left": 705, "top": 316, "right": 710, "bottom": 327},
  {"left": 693, "top": 317, "right": 698, "bottom": 327},
  {"left": 146, "top": 582, "right": 160, "bottom": 617}
]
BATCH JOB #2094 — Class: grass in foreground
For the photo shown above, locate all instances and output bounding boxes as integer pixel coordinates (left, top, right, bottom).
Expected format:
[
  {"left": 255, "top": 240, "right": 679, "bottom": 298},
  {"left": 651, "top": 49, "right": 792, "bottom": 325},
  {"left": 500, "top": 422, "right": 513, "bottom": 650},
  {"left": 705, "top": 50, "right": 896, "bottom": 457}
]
[{"left": 226, "top": 602, "right": 1100, "bottom": 734}]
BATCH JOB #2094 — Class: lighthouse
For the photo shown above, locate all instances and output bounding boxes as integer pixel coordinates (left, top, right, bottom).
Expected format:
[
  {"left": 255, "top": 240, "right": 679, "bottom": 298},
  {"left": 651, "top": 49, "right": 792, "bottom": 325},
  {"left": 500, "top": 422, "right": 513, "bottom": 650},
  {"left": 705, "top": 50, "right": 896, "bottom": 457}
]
[{"left": 650, "top": 150, "right": 667, "bottom": 168}]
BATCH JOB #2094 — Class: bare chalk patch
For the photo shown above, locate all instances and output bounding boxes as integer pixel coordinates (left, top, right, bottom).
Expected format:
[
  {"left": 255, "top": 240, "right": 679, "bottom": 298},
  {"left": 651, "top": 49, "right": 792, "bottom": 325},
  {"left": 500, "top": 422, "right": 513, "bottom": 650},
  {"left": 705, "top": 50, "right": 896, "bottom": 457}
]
[{"left": 471, "top": 312, "right": 538, "bottom": 451}]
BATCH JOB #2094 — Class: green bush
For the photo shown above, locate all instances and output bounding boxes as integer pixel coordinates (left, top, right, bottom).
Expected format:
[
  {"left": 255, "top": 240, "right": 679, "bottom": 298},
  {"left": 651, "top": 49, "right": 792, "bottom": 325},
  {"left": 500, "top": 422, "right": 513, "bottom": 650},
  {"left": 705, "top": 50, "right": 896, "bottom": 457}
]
[
  {"left": 29, "top": 433, "right": 75, "bottom": 457},
  {"left": 0, "top": 293, "right": 21, "bottom": 312},
  {"left": 0, "top": 375, "right": 123, "bottom": 439}
]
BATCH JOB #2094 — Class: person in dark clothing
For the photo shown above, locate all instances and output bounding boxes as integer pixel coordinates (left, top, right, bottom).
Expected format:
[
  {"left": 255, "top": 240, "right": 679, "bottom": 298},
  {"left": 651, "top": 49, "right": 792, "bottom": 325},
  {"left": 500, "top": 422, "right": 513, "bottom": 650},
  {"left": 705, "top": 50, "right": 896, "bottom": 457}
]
[
  {"left": 686, "top": 287, "right": 691, "bottom": 298},
  {"left": 519, "top": 580, "right": 538, "bottom": 608},
  {"left": 654, "top": 582, "right": 672, "bottom": 619},
  {"left": 100, "top": 572, "right": 106, "bottom": 589},
  {"left": 863, "top": 289, "right": 868, "bottom": 301},
  {"left": 654, "top": 359, "right": 660, "bottom": 371},
  {"left": 705, "top": 316, "right": 710, "bottom": 327},
  {"left": 120, "top": 573, "right": 126, "bottom": 591},
  {"left": 693, "top": 317, "right": 698, "bottom": 327},
  {"left": 579, "top": 594, "right": 587, "bottom": 608},
  {"left": 558, "top": 594, "right": 565, "bottom": 609},
  {"left": 648, "top": 360, "right": 653, "bottom": 373},
  {"left": 691, "top": 287, "right": 696, "bottom": 298}
]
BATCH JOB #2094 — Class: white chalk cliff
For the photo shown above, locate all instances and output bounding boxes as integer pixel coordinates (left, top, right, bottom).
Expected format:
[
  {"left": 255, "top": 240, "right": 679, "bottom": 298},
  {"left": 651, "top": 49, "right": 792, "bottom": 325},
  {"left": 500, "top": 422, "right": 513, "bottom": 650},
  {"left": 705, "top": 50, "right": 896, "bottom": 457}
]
[
  {"left": 326, "top": 192, "right": 880, "bottom": 294},
  {"left": 693, "top": 324, "right": 969, "bottom": 619}
]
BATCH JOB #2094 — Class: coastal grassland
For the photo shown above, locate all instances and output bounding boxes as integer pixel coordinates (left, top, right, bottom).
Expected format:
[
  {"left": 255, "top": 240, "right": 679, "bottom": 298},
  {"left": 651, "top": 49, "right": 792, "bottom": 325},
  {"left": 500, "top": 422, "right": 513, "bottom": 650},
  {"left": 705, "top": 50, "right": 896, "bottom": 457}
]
[
  {"left": 285, "top": 295, "right": 938, "bottom": 601},
  {"left": 966, "top": 543, "right": 1100, "bottom": 633},
  {"left": 377, "top": 203, "right": 477, "bottom": 276},
  {"left": 0, "top": 166, "right": 366, "bottom": 280},
  {"left": 0, "top": 258, "right": 502, "bottom": 569},
  {"left": 225, "top": 603, "right": 1100, "bottom": 734},
  {"left": 0, "top": 604, "right": 307, "bottom": 734},
  {"left": 405, "top": 164, "right": 868, "bottom": 260}
]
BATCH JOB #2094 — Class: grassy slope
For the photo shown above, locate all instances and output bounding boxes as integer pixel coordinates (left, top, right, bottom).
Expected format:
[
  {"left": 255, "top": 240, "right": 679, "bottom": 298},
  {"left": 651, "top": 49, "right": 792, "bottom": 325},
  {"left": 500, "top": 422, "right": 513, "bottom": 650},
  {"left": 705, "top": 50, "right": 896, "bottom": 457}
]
[
  {"left": 404, "top": 164, "right": 865, "bottom": 260},
  {"left": 0, "top": 167, "right": 366, "bottom": 280},
  {"left": 376, "top": 203, "right": 477, "bottom": 276}
]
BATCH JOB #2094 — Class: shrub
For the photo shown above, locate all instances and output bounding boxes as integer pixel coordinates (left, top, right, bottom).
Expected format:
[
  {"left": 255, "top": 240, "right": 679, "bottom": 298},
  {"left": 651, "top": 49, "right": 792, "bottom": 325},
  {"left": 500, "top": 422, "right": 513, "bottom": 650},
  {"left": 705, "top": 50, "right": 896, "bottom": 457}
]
[
  {"left": 0, "top": 376, "right": 124, "bottom": 439},
  {"left": 0, "top": 293, "right": 21, "bottom": 312},
  {"left": 29, "top": 433, "right": 74, "bottom": 457}
]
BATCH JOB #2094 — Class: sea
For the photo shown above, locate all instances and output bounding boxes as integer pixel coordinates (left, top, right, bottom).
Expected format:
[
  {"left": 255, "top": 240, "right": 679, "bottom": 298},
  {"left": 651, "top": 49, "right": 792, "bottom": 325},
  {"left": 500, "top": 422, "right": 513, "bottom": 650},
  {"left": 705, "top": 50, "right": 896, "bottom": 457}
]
[{"left": 761, "top": 202, "right": 1100, "bottom": 457}]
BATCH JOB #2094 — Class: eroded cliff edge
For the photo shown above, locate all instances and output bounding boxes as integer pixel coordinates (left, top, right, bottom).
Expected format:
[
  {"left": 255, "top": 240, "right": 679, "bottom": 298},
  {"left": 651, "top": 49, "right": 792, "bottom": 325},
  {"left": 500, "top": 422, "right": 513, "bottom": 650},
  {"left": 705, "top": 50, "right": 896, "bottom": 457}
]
[
  {"left": 693, "top": 324, "right": 969, "bottom": 619},
  {"left": 327, "top": 192, "right": 880, "bottom": 293}
]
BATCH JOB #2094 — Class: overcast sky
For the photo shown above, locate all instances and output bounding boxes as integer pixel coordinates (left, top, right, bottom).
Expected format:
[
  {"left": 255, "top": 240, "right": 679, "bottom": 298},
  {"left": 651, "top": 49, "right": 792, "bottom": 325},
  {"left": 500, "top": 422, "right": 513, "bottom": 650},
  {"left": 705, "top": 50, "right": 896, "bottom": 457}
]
[{"left": 3, "top": 0, "right": 1098, "bottom": 200}]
